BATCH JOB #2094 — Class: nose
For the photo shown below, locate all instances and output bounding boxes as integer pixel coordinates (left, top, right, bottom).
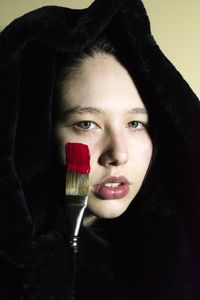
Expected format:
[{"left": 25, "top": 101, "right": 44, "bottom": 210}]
[{"left": 98, "top": 132, "right": 128, "bottom": 167}]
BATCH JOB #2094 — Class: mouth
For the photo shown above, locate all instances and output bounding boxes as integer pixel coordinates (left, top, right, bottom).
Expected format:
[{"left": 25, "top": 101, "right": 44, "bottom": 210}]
[
  {"left": 101, "top": 182, "right": 123, "bottom": 187},
  {"left": 92, "top": 176, "right": 130, "bottom": 200}
]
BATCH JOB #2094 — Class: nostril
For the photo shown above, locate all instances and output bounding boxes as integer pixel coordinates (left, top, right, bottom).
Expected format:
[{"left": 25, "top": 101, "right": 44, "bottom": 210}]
[
  {"left": 98, "top": 138, "right": 129, "bottom": 167},
  {"left": 108, "top": 159, "right": 121, "bottom": 166}
]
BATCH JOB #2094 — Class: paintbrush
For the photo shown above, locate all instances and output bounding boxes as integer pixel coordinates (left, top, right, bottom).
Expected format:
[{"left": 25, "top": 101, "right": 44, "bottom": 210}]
[
  {"left": 65, "top": 142, "right": 90, "bottom": 251},
  {"left": 65, "top": 142, "right": 90, "bottom": 300}
]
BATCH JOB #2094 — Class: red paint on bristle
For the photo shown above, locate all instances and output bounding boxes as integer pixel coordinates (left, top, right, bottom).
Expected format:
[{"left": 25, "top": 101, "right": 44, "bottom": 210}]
[{"left": 65, "top": 143, "right": 90, "bottom": 174}]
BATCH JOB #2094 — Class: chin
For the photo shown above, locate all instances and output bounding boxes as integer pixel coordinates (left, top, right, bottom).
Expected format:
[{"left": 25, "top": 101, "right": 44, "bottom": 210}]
[{"left": 88, "top": 198, "right": 131, "bottom": 219}]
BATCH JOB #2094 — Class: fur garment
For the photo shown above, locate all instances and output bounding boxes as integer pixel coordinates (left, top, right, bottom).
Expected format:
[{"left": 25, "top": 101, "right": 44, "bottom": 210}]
[{"left": 0, "top": 0, "right": 199, "bottom": 299}]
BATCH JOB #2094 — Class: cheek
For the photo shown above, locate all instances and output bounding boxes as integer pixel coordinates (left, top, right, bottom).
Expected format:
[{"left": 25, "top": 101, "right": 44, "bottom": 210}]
[
  {"left": 54, "top": 126, "right": 101, "bottom": 166},
  {"left": 87, "top": 141, "right": 101, "bottom": 172},
  {"left": 54, "top": 126, "right": 72, "bottom": 164},
  {"left": 140, "top": 140, "right": 153, "bottom": 165},
  {"left": 130, "top": 134, "right": 153, "bottom": 172}
]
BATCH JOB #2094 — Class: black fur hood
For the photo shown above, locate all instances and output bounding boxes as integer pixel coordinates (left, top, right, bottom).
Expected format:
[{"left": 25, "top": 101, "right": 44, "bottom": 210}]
[{"left": 0, "top": 0, "right": 199, "bottom": 299}]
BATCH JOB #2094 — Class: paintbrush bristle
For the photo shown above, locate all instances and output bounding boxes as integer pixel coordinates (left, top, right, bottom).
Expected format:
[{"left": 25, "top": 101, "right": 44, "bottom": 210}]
[
  {"left": 65, "top": 169, "right": 89, "bottom": 196},
  {"left": 65, "top": 143, "right": 90, "bottom": 196}
]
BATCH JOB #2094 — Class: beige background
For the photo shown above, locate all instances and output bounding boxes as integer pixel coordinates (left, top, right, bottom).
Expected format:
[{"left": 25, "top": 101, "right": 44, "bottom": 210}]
[{"left": 1, "top": 0, "right": 199, "bottom": 99}]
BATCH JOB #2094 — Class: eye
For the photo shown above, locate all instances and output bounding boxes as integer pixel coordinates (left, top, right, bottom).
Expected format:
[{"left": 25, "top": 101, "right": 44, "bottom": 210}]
[
  {"left": 74, "top": 121, "right": 97, "bottom": 130},
  {"left": 128, "top": 121, "right": 145, "bottom": 129}
]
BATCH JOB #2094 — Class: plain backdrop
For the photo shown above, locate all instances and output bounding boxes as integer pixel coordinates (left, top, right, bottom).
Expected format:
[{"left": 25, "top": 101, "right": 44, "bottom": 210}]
[{"left": 0, "top": 0, "right": 199, "bottom": 99}]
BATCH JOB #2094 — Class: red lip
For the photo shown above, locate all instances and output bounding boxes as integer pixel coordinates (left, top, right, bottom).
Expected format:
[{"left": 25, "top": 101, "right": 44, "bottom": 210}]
[{"left": 93, "top": 176, "right": 130, "bottom": 200}]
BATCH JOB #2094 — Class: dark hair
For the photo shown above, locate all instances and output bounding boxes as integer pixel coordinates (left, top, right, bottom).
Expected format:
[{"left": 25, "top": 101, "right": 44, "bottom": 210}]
[{"left": 60, "top": 36, "right": 116, "bottom": 78}]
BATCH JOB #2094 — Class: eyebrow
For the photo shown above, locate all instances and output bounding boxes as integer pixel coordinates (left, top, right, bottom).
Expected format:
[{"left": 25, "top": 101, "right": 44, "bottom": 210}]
[
  {"left": 63, "top": 106, "right": 103, "bottom": 116},
  {"left": 63, "top": 106, "right": 148, "bottom": 116}
]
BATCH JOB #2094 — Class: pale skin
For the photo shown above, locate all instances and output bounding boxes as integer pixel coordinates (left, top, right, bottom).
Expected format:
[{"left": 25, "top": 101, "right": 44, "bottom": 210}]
[{"left": 54, "top": 53, "right": 153, "bottom": 226}]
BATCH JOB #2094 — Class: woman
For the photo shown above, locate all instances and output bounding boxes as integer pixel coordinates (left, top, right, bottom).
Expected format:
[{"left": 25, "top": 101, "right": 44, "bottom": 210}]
[
  {"left": 54, "top": 39, "right": 153, "bottom": 224},
  {"left": 0, "top": 0, "right": 199, "bottom": 299}
]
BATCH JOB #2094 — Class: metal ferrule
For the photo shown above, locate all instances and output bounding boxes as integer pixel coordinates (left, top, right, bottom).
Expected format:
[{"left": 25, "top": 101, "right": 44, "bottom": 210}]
[{"left": 65, "top": 195, "right": 88, "bottom": 248}]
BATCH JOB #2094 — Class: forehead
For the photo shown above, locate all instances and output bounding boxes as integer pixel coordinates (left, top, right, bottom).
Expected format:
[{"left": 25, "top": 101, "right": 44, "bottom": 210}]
[{"left": 60, "top": 53, "right": 146, "bottom": 111}]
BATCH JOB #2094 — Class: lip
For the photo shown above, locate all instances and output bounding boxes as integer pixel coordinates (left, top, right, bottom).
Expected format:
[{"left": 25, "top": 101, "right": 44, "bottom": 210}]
[{"left": 93, "top": 176, "right": 131, "bottom": 200}]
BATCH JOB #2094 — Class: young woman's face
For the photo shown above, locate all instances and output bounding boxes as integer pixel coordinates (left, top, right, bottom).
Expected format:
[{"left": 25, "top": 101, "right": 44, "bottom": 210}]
[{"left": 54, "top": 53, "right": 153, "bottom": 224}]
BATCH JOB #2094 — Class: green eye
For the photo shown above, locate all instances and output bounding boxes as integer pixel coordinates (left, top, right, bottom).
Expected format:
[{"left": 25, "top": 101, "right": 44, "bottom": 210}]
[
  {"left": 129, "top": 121, "right": 144, "bottom": 128},
  {"left": 80, "top": 121, "right": 91, "bottom": 129},
  {"left": 74, "top": 121, "right": 96, "bottom": 130}
]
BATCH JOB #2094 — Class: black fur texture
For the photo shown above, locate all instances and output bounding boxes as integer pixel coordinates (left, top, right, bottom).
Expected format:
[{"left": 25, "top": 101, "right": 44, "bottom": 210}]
[{"left": 0, "top": 0, "right": 199, "bottom": 299}]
